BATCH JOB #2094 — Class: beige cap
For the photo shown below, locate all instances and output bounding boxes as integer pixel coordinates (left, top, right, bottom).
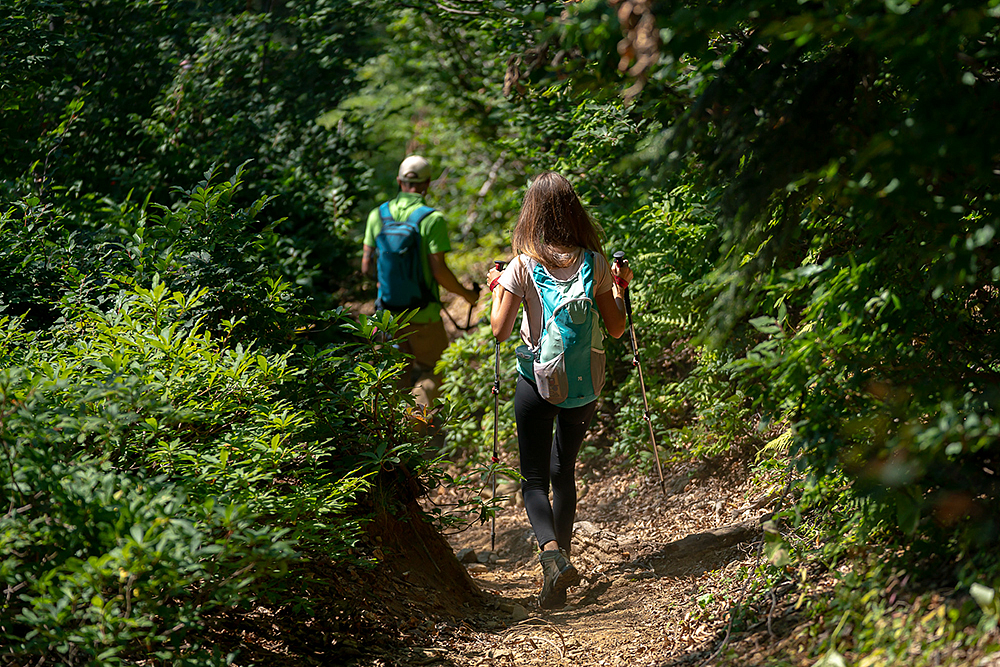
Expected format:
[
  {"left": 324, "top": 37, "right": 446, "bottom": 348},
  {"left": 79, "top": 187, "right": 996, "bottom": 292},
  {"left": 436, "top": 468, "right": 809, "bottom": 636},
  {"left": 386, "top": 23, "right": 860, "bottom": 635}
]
[{"left": 397, "top": 155, "right": 431, "bottom": 183}]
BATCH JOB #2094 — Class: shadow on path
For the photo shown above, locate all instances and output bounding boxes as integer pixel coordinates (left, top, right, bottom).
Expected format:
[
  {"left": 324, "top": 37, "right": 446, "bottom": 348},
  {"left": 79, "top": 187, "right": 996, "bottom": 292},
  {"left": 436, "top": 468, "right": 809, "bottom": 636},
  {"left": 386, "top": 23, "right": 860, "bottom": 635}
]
[{"left": 623, "top": 517, "right": 764, "bottom": 578}]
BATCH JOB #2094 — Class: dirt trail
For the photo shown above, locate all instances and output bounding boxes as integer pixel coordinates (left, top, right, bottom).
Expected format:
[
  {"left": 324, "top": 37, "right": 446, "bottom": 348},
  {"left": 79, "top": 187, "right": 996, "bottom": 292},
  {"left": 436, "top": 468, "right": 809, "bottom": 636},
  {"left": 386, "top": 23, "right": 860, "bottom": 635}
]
[
  {"left": 340, "top": 292, "right": 778, "bottom": 665},
  {"left": 416, "top": 454, "right": 780, "bottom": 667}
]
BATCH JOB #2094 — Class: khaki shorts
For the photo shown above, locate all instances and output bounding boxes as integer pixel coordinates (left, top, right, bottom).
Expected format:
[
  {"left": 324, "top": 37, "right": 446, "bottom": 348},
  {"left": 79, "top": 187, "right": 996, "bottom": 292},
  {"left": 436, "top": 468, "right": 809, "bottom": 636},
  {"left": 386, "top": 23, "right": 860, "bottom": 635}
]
[{"left": 397, "top": 319, "right": 449, "bottom": 407}]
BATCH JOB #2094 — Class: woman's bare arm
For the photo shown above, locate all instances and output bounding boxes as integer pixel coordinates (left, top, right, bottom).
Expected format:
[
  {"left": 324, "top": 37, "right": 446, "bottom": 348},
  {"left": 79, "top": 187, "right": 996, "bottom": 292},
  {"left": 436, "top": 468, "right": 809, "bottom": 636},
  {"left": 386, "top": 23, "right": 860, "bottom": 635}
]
[
  {"left": 596, "top": 257, "right": 633, "bottom": 339},
  {"left": 490, "top": 286, "right": 522, "bottom": 341},
  {"left": 487, "top": 264, "right": 522, "bottom": 341},
  {"left": 595, "top": 288, "right": 626, "bottom": 339}
]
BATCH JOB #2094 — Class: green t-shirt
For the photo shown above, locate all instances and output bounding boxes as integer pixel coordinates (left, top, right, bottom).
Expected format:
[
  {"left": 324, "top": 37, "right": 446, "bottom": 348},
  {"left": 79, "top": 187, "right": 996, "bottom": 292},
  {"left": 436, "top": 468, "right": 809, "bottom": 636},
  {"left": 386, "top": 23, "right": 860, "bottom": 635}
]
[{"left": 364, "top": 192, "right": 451, "bottom": 323}]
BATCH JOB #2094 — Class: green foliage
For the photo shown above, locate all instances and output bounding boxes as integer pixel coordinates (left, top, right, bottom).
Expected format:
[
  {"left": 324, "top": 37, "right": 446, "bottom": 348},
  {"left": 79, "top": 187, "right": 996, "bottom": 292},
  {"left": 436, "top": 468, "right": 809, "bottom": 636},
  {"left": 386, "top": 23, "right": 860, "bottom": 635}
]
[
  {"left": 0, "top": 451, "right": 287, "bottom": 665},
  {"left": 0, "top": 345, "right": 294, "bottom": 664},
  {"left": 340, "top": 9, "right": 528, "bottom": 248},
  {"left": 432, "top": 324, "right": 523, "bottom": 527},
  {"left": 3, "top": 166, "right": 304, "bottom": 349},
  {"left": 0, "top": 167, "right": 436, "bottom": 663},
  {"left": 437, "top": 325, "right": 519, "bottom": 464},
  {"left": 773, "top": 538, "right": 999, "bottom": 666},
  {"left": 0, "top": 0, "right": 385, "bottom": 300},
  {"left": 0, "top": 208, "right": 76, "bottom": 329}
]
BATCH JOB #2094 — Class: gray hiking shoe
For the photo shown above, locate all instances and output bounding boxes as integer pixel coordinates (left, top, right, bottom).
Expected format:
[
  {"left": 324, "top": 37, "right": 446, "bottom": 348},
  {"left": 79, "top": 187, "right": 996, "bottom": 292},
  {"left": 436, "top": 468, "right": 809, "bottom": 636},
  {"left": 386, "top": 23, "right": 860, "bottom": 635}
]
[{"left": 538, "top": 549, "right": 580, "bottom": 610}]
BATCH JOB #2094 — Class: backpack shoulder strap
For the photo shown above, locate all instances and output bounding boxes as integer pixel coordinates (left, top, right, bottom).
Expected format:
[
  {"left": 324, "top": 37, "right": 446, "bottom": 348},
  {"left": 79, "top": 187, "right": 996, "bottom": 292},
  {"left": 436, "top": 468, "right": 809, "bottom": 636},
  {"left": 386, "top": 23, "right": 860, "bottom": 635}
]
[
  {"left": 378, "top": 202, "right": 395, "bottom": 225},
  {"left": 581, "top": 250, "right": 595, "bottom": 297},
  {"left": 516, "top": 256, "right": 544, "bottom": 352},
  {"left": 525, "top": 256, "right": 545, "bottom": 303},
  {"left": 406, "top": 205, "right": 435, "bottom": 227}
]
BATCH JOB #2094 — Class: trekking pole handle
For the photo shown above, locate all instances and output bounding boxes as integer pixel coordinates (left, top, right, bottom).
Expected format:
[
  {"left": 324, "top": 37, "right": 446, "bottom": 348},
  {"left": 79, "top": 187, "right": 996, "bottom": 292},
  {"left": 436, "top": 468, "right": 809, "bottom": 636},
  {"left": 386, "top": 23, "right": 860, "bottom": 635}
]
[
  {"left": 612, "top": 250, "right": 639, "bottom": 353},
  {"left": 489, "top": 261, "right": 507, "bottom": 293},
  {"left": 612, "top": 251, "right": 632, "bottom": 293}
]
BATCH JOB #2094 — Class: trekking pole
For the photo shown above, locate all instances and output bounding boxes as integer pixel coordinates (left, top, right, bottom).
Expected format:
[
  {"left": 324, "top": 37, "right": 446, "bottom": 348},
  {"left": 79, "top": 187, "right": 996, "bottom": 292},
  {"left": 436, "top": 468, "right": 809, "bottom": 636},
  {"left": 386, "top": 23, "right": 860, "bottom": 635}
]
[
  {"left": 439, "top": 282, "right": 481, "bottom": 332},
  {"left": 613, "top": 251, "right": 666, "bottom": 495},
  {"left": 466, "top": 281, "right": 480, "bottom": 330},
  {"left": 490, "top": 261, "right": 506, "bottom": 552}
]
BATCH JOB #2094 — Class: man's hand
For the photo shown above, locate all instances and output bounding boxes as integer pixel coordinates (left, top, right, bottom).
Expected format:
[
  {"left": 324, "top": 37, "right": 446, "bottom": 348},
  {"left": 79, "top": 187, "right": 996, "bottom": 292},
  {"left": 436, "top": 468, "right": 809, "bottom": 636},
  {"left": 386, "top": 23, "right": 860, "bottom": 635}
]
[{"left": 461, "top": 284, "right": 479, "bottom": 306}]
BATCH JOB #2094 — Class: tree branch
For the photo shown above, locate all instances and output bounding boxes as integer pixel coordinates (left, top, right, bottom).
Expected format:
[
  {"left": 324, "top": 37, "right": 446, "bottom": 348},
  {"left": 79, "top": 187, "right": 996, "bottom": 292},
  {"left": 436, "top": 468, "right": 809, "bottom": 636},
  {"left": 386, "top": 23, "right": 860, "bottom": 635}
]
[{"left": 463, "top": 151, "right": 507, "bottom": 238}]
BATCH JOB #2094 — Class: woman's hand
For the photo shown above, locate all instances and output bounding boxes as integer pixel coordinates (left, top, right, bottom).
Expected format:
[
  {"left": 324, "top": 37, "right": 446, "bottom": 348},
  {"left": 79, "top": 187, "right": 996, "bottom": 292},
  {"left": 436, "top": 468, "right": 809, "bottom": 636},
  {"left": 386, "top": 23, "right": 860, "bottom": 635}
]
[
  {"left": 487, "top": 266, "right": 504, "bottom": 292},
  {"left": 611, "top": 258, "right": 633, "bottom": 283},
  {"left": 611, "top": 258, "right": 633, "bottom": 290}
]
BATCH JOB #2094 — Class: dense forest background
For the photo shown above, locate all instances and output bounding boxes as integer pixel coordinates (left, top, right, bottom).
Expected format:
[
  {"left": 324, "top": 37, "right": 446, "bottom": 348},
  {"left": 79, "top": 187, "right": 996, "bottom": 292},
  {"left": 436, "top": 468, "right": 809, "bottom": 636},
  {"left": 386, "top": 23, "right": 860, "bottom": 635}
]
[{"left": 1, "top": 0, "right": 998, "bottom": 665}]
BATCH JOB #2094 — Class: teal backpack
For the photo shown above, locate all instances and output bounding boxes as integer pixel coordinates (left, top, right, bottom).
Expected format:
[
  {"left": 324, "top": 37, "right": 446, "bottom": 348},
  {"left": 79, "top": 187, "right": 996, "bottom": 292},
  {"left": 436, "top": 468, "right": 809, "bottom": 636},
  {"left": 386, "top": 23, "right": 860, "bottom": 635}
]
[
  {"left": 515, "top": 251, "right": 606, "bottom": 407},
  {"left": 374, "top": 202, "right": 435, "bottom": 312}
]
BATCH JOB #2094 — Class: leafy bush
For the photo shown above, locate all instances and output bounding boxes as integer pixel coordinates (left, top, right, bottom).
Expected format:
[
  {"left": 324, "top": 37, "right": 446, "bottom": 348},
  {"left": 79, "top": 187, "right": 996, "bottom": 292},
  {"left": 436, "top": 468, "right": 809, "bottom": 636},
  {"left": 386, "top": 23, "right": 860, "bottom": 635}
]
[
  {"left": 0, "top": 169, "right": 441, "bottom": 663},
  {"left": 1, "top": 450, "right": 288, "bottom": 665},
  {"left": 0, "top": 345, "right": 294, "bottom": 664},
  {"left": 0, "top": 0, "right": 380, "bottom": 302}
]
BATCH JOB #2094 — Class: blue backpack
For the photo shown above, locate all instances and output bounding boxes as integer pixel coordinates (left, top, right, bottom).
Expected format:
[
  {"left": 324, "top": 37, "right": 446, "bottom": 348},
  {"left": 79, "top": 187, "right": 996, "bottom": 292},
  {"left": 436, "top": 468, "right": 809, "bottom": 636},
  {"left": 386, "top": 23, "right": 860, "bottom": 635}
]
[
  {"left": 375, "top": 202, "right": 435, "bottom": 312},
  {"left": 515, "top": 251, "right": 606, "bottom": 408}
]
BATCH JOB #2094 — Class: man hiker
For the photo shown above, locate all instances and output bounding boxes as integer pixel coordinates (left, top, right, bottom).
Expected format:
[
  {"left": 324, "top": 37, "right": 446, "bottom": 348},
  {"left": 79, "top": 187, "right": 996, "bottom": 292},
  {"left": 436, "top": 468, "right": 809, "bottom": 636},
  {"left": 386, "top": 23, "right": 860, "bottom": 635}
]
[{"left": 361, "top": 155, "right": 479, "bottom": 410}]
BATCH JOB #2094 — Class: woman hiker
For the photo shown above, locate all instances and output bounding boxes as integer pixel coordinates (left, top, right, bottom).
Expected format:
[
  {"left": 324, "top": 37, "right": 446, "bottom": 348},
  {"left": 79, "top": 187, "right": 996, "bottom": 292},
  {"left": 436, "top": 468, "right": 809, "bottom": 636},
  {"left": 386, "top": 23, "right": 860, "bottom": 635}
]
[{"left": 486, "top": 172, "right": 632, "bottom": 609}]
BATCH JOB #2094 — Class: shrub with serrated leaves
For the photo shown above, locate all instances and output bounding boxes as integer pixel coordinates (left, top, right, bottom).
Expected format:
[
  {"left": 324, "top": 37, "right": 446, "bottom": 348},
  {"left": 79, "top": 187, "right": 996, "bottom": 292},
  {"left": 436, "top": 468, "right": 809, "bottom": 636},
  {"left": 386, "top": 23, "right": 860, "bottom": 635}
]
[
  {"left": 1, "top": 457, "right": 288, "bottom": 664},
  {"left": 0, "top": 358, "right": 294, "bottom": 665},
  {"left": 0, "top": 278, "right": 378, "bottom": 663},
  {"left": 0, "top": 171, "right": 429, "bottom": 664}
]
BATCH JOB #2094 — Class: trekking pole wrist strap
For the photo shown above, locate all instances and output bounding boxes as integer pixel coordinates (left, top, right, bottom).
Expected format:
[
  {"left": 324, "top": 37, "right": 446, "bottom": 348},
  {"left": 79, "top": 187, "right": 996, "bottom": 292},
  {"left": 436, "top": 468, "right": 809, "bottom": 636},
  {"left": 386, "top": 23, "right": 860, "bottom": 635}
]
[
  {"left": 613, "top": 275, "right": 629, "bottom": 290},
  {"left": 489, "top": 276, "right": 502, "bottom": 291}
]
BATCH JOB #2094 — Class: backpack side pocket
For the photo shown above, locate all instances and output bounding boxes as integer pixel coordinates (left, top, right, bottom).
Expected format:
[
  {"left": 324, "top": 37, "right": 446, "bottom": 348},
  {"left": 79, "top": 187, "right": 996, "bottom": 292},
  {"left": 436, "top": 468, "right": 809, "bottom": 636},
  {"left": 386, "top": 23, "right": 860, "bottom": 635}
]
[
  {"left": 515, "top": 344, "right": 536, "bottom": 381},
  {"left": 590, "top": 347, "right": 606, "bottom": 397},
  {"left": 590, "top": 307, "right": 606, "bottom": 396},
  {"left": 533, "top": 354, "right": 569, "bottom": 404}
]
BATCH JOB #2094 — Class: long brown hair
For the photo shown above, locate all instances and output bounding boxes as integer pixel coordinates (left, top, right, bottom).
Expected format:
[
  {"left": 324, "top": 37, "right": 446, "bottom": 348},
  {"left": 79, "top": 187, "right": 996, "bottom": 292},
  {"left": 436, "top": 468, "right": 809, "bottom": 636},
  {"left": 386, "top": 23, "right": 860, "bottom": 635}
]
[{"left": 511, "top": 172, "right": 604, "bottom": 269}]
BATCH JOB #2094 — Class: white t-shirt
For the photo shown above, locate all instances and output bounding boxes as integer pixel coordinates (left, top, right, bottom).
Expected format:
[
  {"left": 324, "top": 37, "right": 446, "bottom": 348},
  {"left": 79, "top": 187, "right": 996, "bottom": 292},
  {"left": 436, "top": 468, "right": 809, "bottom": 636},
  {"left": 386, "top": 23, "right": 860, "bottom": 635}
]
[{"left": 498, "top": 247, "right": 614, "bottom": 348}]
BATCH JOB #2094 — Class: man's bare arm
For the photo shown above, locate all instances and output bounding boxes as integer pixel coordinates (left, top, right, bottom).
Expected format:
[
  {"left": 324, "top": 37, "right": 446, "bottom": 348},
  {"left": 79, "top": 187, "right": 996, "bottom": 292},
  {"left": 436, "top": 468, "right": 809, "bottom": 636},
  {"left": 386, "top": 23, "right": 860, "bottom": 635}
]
[
  {"left": 362, "top": 244, "right": 375, "bottom": 276},
  {"left": 428, "top": 252, "right": 478, "bottom": 304}
]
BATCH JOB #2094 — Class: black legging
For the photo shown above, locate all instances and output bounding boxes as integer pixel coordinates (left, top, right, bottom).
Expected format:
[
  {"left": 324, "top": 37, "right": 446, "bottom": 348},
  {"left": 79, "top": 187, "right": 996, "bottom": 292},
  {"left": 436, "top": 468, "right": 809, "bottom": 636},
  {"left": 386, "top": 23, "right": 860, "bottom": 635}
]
[{"left": 514, "top": 375, "right": 598, "bottom": 553}]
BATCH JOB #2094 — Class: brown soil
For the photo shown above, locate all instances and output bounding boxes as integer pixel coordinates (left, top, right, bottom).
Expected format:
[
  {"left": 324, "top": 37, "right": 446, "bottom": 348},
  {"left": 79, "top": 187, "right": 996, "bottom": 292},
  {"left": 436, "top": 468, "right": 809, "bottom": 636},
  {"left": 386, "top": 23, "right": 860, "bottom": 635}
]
[
  {"left": 402, "top": 452, "right": 778, "bottom": 667},
  {"left": 201, "top": 445, "right": 780, "bottom": 666}
]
